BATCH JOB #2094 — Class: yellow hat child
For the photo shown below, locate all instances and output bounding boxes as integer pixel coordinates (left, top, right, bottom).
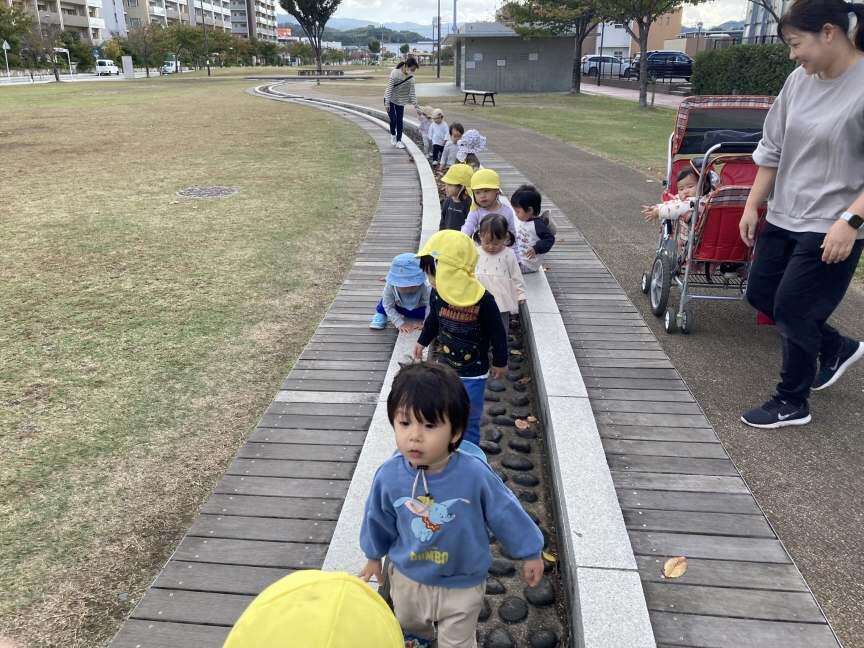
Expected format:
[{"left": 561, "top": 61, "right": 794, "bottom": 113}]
[{"left": 417, "top": 230, "right": 486, "bottom": 307}]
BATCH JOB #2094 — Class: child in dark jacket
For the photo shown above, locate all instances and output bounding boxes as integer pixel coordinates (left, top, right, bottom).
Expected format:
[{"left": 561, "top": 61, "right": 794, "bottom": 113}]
[
  {"left": 359, "top": 362, "right": 544, "bottom": 648},
  {"left": 413, "top": 230, "right": 508, "bottom": 447},
  {"left": 511, "top": 184, "right": 556, "bottom": 274},
  {"left": 439, "top": 164, "right": 474, "bottom": 231}
]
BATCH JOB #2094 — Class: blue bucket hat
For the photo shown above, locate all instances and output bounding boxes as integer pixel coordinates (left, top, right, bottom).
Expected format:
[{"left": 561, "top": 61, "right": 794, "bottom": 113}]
[{"left": 387, "top": 253, "right": 426, "bottom": 288}]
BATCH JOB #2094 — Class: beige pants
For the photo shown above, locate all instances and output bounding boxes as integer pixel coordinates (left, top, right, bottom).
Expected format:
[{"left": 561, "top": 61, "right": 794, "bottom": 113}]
[{"left": 389, "top": 564, "right": 486, "bottom": 648}]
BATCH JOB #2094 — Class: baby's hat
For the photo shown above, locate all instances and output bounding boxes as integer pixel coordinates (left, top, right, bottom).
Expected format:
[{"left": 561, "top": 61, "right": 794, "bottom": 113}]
[
  {"left": 387, "top": 252, "right": 426, "bottom": 287},
  {"left": 456, "top": 129, "right": 487, "bottom": 161}
]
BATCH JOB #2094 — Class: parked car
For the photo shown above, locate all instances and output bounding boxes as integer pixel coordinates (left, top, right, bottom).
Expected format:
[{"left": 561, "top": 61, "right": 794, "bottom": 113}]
[
  {"left": 581, "top": 55, "right": 625, "bottom": 77},
  {"left": 95, "top": 59, "right": 120, "bottom": 76},
  {"left": 631, "top": 50, "right": 693, "bottom": 81}
]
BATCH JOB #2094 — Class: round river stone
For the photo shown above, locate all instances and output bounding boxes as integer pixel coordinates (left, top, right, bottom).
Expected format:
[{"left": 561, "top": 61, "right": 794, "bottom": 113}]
[
  {"left": 488, "top": 559, "right": 516, "bottom": 577},
  {"left": 508, "top": 438, "right": 532, "bottom": 453},
  {"left": 515, "top": 425, "right": 538, "bottom": 439},
  {"left": 479, "top": 597, "right": 491, "bottom": 622},
  {"left": 518, "top": 490, "right": 538, "bottom": 504},
  {"left": 480, "top": 440, "right": 501, "bottom": 455},
  {"left": 485, "top": 393, "right": 501, "bottom": 402},
  {"left": 524, "top": 579, "right": 555, "bottom": 607},
  {"left": 487, "top": 404, "right": 507, "bottom": 416},
  {"left": 529, "top": 629, "right": 559, "bottom": 648},
  {"left": 484, "top": 627, "right": 514, "bottom": 648},
  {"left": 502, "top": 454, "right": 534, "bottom": 471},
  {"left": 511, "top": 472, "right": 540, "bottom": 487},
  {"left": 511, "top": 395, "right": 531, "bottom": 407},
  {"left": 498, "top": 596, "right": 529, "bottom": 623},
  {"left": 485, "top": 428, "right": 503, "bottom": 443},
  {"left": 488, "top": 380, "right": 507, "bottom": 392},
  {"left": 507, "top": 371, "right": 523, "bottom": 382},
  {"left": 486, "top": 578, "right": 506, "bottom": 595},
  {"left": 493, "top": 416, "right": 516, "bottom": 426},
  {"left": 513, "top": 382, "right": 529, "bottom": 392}
]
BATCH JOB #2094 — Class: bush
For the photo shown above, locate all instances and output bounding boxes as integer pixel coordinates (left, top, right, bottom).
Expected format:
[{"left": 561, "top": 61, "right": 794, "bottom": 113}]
[{"left": 692, "top": 43, "right": 796, "bottom": 95}]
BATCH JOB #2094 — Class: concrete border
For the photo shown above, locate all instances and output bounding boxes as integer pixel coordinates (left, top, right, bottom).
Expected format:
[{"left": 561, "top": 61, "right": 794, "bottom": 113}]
[{"left": 252, "top": 86, "right": 656, "bottom": 648}]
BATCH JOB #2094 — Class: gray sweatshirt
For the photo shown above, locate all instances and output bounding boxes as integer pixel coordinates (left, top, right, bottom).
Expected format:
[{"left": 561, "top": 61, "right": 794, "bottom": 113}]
[{"left": 753, "top": 58, "right": 864, "bottom": 238}]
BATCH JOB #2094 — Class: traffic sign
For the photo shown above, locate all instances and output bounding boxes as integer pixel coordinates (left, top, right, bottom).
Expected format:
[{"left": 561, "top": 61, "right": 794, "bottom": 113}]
[
  {"left": 2, "top": 40, "right": 10, "bottom": 51},
  {"left": 92, "top": 48, "right": 100, "bottom": 58}
]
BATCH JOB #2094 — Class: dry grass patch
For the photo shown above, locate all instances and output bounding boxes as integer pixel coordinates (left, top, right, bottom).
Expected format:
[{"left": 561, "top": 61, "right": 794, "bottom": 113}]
[{"left": 0, "top": 79, "right": 380, "bottom": 647}]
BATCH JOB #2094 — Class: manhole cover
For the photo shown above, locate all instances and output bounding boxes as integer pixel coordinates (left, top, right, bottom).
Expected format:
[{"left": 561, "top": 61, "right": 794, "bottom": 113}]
[{"left": 177, "top": 186, "right": 239, "bottom": 199}]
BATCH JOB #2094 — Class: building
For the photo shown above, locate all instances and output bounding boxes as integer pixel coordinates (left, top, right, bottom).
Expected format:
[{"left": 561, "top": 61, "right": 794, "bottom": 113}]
[
  {"left": 448, "top": 22, "right": 576, "bottom": 92},
  {"left": 26, "top": 0, "right": 108, "bottom": 44},
  {"left": 664, "top": 29, "right": 743, "bottom": 56},
  {"left": 100, "top": 0, "right": 127, "bottom": 38},
  {"left": 585, "top": 9, "right": 683, "bottom": 59},
  {"left": 230, "top": 0, "right": 276, "bottom": 42},
  {"left": 743, "top": 0, "right": 789, "bottom": 43},
  {"left": 634, "top": 8, "right": 682, "bottom": 52},
  {"left": 124, "top": 0, "right": 231, "bottom": 32}
]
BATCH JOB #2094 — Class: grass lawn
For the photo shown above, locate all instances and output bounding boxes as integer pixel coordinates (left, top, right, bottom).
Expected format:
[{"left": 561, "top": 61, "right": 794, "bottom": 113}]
[{"left": 0, "top": 78, "right": 379, "bottom": 647}]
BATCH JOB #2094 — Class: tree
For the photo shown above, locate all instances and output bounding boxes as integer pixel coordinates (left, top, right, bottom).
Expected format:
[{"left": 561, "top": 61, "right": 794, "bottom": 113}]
[
  {"left": 278, "top": 0, "right": 342, "bottom": 79},
  {"left": 500, "top": 0, "right": 601, "bottom": 95},
  {"left": 255, "top": 39, "right": 280, "bottom": 65},
  {"left": 368, "top": 38, "right": 381, "bottom": 54},
  {"left": 603, "top": 0, "right": 706, "bottom": 107},
  {"left": 123, "top": 24, "right": 168, "bottom": 77},
  {"left": 0, "top": 1, "right": 33, "bottom": 67},
  {"left": 440, "top": 44, "right": 453, "bottom": 65},
  {"left": 58, "top": 29, "right": 94, "bottom": 71},
  {"left": 283, "top": 40, "right": 313, "bottom": 65},
  {"left": 101, "top": 38, "right": 123, "bottom": 62},
  {"left": 321, "top": 47, "right": 344, "bottom": 64},
  {"left": 165, "top": 23, "right": 204, "bottom": 70},
  {"left": 400, "top": 42, "right": 409, "bottom": 54}
]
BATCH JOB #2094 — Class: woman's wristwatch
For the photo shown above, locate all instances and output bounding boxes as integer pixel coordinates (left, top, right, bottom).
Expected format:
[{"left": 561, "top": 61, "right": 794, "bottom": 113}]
[{"left": 841, "top": 211, "right": 864, "bottom": 230}]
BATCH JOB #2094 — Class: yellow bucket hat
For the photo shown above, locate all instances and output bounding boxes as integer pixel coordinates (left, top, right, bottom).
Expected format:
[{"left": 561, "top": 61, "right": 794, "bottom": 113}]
[
  {"left": 417, "top": 230, "right": 486, "bottom": 307},
  {"left": 470, "top": 168, "right": 501, "bottom": 191},
  {"left": 223, "top": 571, "right": 404, "bottom": 648},
  {"left": 441, "top": 163, "right": 475, "bottom": 193}
]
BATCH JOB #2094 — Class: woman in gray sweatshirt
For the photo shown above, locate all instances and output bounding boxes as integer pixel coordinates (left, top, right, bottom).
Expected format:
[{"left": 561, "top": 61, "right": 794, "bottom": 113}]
[
  {"left": 740, "top": 0, "right": 864, "bottom": 428},
  {"left": 384, "top": 57, "right": 419, "bottom": 149}
]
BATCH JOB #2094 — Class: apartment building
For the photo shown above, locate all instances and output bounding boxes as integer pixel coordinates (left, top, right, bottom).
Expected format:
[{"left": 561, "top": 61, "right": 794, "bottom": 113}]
[
  {"left": 27, "top": 0, "right": 108, "bottom": 44},
  {"left": 743, "top": 0, "right": 790, "bottom": 43},
  {"left": 124, "top": 0, "right": 231, "bottom": 32},
  {"left": 585, "top": 8, "right": 683, "bottom": 58},
  {"left": 230, "top": 0, "right": 276, "bottom": 42}
]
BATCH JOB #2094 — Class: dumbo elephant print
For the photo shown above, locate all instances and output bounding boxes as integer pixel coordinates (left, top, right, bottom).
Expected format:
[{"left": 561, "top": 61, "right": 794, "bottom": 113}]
[{"left": 393, "top": 495, "right": 470, "bottom": 542}]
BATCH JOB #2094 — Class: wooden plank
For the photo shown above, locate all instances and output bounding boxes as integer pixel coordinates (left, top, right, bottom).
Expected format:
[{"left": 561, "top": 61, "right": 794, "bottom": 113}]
[
  {"left": 613, "top": 472, "right": 749, "bottom": 494},
  {"left": 216, "top": 474, "right": 348, "bottom": 499},
  {"left": 200, "top": 494, "right": 343, "bottom": 520},
  {"left": 249, "top": 428, "right": 367, "bottom": 446},
  {"left": 173, "top": 536, "right": 328, "bottom": 569},
  {"left": 292, "top": 359, "right": 390, "bottom": 370},
  {"left": 281, "top": 379, "right": 383, "bottom": 393},
  {"left": 636, "top": 556, "right": 810, "bottom": 592},
  {"left": 649, "top": 611, "right": 839, "bottom": 648},
  {"left": 597, "top": 412, "right": 710, "bottom": 428},
  {"left": 617, "top": 489, "right": 761, "bottom": 515},
  {"left": 239, "top": 442, "right": 359, "bottom": 462},
  {"left": 580, "top": 367, "right": 681, "bottom": 379},
  {"left": 607, "top": 455, "right": 737, "bottom": 477},
  {"left": 131, "top": 588, "right": 251, "bottom": 626},
  {"left": 228, "top": 458, "right": 355, "bottom": 479},
  {"left": 286, "top": 369, "right": 383, "bottom": 381},
  {"left": 629, "top": 531, "right": 790, "bottom": 563},
  {"left": 592, "top": 400, "right": 704, "bottom": 415},
  {"left": 622, "top": 509, "right": 774, "bottom": 537},
  {"left": 265, "top": 401, "right": 376, "bottom": 417},
  {"left": 600, "top": 426, "right": 718, "bottom": 443},
  {"left": 584, "top": 377, "right": 689, "bottom": 391},
  {"left": 154, "top": 561, "right": 291, "bottom": 596},
  {"left": 110, "top": 620, "right": 230, "bottom": 648},
  {"left": 603, "top": 439, "right": 726, "bottom": 459},
  {"left": 589, "top": 389, "right": 695, "bottom": 403},
  {"left": 189, "top": 514, "right": 336, "bottom": 543},
  {"left": 258, "top": 413, "right": 371, "bottom": 431}
]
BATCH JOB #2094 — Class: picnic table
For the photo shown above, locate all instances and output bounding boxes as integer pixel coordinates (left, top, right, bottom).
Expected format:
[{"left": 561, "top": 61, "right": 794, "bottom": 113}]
[{"left": 462, "top": 89, "right": 497, "bottom": 106}]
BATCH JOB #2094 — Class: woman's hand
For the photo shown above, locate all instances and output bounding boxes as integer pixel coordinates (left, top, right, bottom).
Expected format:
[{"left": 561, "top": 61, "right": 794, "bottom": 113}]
[
  {"left": 821, "top": 219, "right": 858, "bottom": 264},
  {"left": 641, "top": 205, "right": 660, "bottom": 223},
  {"left": 739, "top": 205, "right": 761, "bottom": 247},
  {"left": 521, "top": 558, "right": 544, "bottom": 587},
  {"left": 359, "top": 559, "right": 382, "bottom": 583}
]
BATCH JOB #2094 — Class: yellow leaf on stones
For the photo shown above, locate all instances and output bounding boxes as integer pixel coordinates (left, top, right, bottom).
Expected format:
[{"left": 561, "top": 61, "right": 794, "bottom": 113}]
[
  {"left": 510, "top": 349, "right": 523, "bottom": 356},
  {"left": 517, "top": 377, "right": 532, "bottom": 385},
  {"left": 514, "top": 419, "right": 531, "bottom": 430},
  {"left": 542, "top": 551, "right": 557, "bottom": 563},
  {"left": 662, "top": 556, "right": 688, "bottom": 579},
  {"left": 527, "top": 416, "right": 538, "bottom": 423}
]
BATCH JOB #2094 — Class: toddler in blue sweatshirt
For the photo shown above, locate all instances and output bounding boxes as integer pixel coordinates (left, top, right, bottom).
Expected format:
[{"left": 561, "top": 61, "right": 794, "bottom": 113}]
[{"left": 359, "top": 362, "right": 544, "bottom": 648}]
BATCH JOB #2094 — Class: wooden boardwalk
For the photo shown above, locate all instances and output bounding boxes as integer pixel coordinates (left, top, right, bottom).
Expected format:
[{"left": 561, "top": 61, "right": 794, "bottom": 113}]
[
  {"left": 480, "top": 149, "right": 842, "bottom": 648},
  {"left": 109, "top": 107, "right": 422, "bottom": 648}
]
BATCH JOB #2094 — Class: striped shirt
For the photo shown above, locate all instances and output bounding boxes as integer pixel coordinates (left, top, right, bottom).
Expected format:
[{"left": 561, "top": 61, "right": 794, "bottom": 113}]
[{"left": 384, "top": 68, "right": 417, "bottom": 106}]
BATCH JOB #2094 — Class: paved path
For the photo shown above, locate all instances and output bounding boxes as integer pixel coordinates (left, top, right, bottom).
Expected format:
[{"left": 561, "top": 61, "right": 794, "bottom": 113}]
[
  {"left": 309, "top": 90, "right": 863, "bottom": 647},
  {"left": 580, "top": 82, "right": 685, "bottom": 109}
]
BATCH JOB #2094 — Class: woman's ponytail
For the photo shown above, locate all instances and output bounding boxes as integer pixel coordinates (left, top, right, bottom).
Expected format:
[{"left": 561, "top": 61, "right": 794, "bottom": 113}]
[
  {"left": 850, "top": 2, "right": 864, "bottom": 51},
  {"left": 779, "top": 0, "right": 864, "bottom": 51}
]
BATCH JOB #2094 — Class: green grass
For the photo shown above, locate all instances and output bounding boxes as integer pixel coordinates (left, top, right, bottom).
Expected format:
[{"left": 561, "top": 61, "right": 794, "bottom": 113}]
[{"left": 0, "top": 79, "right": 380, "bottom": 647}]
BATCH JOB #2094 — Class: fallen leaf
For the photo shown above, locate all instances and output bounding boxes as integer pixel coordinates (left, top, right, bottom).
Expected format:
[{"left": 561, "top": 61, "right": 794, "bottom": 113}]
[
  {"left": 514, "top": 419, "right": 530, "bottom": 430},
  {"left": 542, "top": 551, "right": 557, "bottom": 563},
  {"left": 510, "top": 349, "right": 523, "bottom": 356},
  {"left": 662, "top": 556, "right": 688, "bottom": 579},
  {"left": 527, "top": 416, "right": 538, "bottom": 423},
  {"left": 517, "top": 377, "right": 532, "bottom": 385}
]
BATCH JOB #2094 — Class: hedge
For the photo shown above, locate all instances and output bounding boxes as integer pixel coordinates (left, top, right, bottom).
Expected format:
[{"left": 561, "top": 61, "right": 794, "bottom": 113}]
[{"left": 692, "top": 43, "right": 796, "bottom": 96}]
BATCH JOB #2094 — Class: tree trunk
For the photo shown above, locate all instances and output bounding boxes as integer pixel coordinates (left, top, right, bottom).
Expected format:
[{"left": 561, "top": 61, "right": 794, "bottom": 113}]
[
  {"left": 51, "top": 55, "right": 59, "bottom": 82},
  {"left": 570, "top": 36, "right": 584, "bottom": 95},
  {"left": 638, "top": 24, "right": 649, "bottom": 108}
]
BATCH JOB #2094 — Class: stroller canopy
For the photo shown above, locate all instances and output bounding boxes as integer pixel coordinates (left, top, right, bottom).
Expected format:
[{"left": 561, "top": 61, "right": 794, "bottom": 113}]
[{"left": 673, "top": 95, "right": 775, "bottom": 156}]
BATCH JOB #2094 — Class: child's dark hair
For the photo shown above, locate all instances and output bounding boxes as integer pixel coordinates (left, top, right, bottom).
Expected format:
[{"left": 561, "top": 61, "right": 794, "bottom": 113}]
[
  {"left": 450, "top": 122, "right": 464, "bottom": 136},
  {"left": 396, "top": 56, "right": 420, "bottom": 70},
  {"left": 464, "top": 153, "right": 481, "bottom": 170},
  {"left": 778, "top": 0, "right": 864, "bottom": 51},
  {"left": 387, "top": 362, "right": 469, "bottom": 451},
  {"left": 511, "top": 184, "right": 542, "bottom": 217},
  {"left": 473, "top": 213, "right": 515, "bottom": 246},
  {"left": 679, "top": 165, "right": 714, "bottom": 194},
  {"left": 418, "top": 255, "right": 436, "bottom": 277}
]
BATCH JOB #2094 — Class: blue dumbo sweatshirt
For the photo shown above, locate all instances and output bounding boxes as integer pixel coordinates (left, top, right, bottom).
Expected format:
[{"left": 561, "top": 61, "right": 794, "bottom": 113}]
[{"left": 360, "top": 451, "right": 544, "bottom": 588}]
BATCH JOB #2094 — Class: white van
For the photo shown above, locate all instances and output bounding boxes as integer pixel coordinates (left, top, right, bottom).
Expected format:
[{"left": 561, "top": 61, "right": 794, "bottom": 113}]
[{"left": 96, "top": 59, "right": 120, "bottom": 76}]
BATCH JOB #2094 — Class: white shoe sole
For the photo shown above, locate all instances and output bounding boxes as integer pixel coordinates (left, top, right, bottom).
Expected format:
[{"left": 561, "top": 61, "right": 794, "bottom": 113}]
[
  {"left": 740, "top": 413, "right": 812, "bottom": 429},
  {"left": 396, "top": 142, "right": 406, "bottom": 149},
  {"left": 811, "top": 341, "right": 864, "bottom": 391}
]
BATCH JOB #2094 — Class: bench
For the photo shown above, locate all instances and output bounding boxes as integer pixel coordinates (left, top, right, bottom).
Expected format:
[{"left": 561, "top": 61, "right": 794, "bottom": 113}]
[
  {"left": 297, "top": 69, "right": 344, "bottom": 77},
  {"left": 462, "top": 89, "right": 497, "bottom": 106}
]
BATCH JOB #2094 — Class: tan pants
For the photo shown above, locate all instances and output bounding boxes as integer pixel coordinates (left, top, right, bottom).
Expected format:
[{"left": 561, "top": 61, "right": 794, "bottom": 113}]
[{"left": 389, "top": 564, "right": 485, "bottom": 648}]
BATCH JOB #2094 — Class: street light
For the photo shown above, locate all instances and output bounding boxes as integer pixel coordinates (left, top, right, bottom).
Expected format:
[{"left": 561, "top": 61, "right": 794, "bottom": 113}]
[{"left": 436, "top": 0, "right": 441, "bottom": 78}]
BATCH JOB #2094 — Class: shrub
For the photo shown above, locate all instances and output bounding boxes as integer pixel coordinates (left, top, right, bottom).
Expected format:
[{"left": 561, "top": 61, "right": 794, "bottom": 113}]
[{"left": 692, "top": 43, "right": 796, "bottom": 96}]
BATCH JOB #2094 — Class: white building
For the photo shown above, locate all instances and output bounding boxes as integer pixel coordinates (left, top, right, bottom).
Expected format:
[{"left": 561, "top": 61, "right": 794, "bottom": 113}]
[
  {"left": 592, "top": 22, "right": 632, "bottom": 58},
  {"left": 23, "top": 0, "right": 108, "bottom": 44},
  {"left": 231, "top": 0, "right": 277, "bottom": 42},
  {"left": 743, "top": 0, "right": 791, "bottom": 43}
]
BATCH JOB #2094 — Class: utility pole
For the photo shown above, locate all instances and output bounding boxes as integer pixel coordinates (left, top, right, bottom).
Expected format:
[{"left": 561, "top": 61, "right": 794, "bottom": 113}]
[
  {"left": 200, "top": 0, "right": 211, "bottom": 76},
  {"left": 436, "top": 0, "right": 441, "bottom": 78},
  {"left": 453, "top": 0, "right": 456, "bottom": 34}
]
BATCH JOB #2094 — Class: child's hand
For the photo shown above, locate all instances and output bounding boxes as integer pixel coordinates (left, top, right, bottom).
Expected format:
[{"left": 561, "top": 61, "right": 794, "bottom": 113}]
[
  {"left": 522, "top": 558, "right": 544, "bottom": 587},
  {"left": 413, "top": 343, "right": 426, "bottom": 360},
  {"left": 641, "top": 205, "right": 660, "bottom": 223},
  {"left": 490, "top": 365, "right": 507, "bottom": 380},
  {"left": 359, "top": 559, "right": 382, "bottom": 583},
  {"left": 398, "top": 323, "right": 414, "bottom": 333}
]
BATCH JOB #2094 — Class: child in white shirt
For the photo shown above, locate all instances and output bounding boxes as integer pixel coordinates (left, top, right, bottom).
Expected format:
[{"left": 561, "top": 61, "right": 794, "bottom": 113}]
[
  {"left": 474, "top": 214, "right": 526, "bottom": 334},
  {"left": 511, "top": 184, "right": 556, "bottom": 274},
  {"left": 416, "top": 106, "right": 433, "bottom": 158},
  {"left": 429, "top": 108, "right": 450, "bottom": 166}
]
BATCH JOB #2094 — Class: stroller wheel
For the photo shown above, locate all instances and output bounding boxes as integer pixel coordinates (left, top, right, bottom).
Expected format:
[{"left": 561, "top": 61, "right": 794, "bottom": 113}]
[
  {"left": 649, "top": 256, "right": 673, "bottom": 317},
  {"left": 640, "top": 272, "right": 650, "bottom": 294},
  {"left": 664, "top": 307, "right": 677, "bottom": 334},
  {"left": 680, "top": 307, "right": 693, "bottom": 335}
]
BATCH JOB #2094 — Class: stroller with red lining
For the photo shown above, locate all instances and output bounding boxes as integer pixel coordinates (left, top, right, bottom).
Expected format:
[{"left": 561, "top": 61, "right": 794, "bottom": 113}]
[{"left": 639, "top": 96, "right": 775, "bottom": 334}]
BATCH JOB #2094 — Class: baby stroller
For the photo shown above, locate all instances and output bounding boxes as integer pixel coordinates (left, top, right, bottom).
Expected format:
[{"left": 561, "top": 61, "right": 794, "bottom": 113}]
[{"left": 640, "top": 96, "right": 774, "bottom": 334}]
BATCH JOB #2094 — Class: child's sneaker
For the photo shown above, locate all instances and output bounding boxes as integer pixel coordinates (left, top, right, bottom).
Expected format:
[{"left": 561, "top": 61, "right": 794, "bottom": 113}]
[
  {"left": 812, "top": 338, "right": 864, "bottom": 391},
  {"left": 390, "top": 134, "right": 397, "bottom": 146},
  {"left": 403, "top": 635, "right": 432, "bottom": 648},
  {"left": 369, "top": 312, "right": 388, "bottom": 329},
  {"left": 396, "top": 141, "right": 406, "bottom": 149}
]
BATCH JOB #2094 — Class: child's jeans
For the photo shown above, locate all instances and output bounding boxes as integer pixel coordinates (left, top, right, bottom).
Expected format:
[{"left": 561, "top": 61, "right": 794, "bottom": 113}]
[
  {"left": 389, "top": 563, "right": 485, "bottom": 647},
  {"left": 431, "top": 143, "right": 445, "bottom": 163},
  {"left": 461, "top": 376, "right": 486, "bottom": 446},
  {"left": 376, "top": 300, "right": 426, "bottom": 322}
]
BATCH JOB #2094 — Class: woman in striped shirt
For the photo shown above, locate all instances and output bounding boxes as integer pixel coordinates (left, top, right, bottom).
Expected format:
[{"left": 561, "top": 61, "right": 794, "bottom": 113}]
[{"left": 384, "top": 57, "right": 419, "bottom": 149}]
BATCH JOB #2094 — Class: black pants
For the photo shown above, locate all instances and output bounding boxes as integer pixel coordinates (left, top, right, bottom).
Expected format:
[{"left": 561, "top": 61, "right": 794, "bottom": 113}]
[
  {"left": 387, "top": 102, "right": 405, "bottom": 141},
  {"left": 431, "top": 143, "right": 444, "bottom": 163},
  {"left": 746, "top": 222, "right": 863, "bottom": 405}
]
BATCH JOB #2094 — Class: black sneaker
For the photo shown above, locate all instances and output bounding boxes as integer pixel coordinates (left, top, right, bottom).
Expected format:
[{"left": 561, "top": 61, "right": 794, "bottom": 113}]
[
  {"left": 812, "top": 339, "right": 864, "bottom": 392},
  {"left": 741, "top": 398, "right": 811, "bottom": 429}
]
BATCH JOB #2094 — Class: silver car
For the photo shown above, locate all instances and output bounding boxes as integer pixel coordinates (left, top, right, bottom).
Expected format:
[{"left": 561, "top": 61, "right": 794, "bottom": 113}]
[{"left": 581, "top": 55, "right": 625, "bottom": 77}]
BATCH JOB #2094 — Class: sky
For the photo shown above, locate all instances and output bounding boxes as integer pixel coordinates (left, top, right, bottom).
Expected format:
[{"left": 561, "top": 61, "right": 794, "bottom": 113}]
[{"left": 277, "top": 0, "right": 750, "bottom": 29}]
